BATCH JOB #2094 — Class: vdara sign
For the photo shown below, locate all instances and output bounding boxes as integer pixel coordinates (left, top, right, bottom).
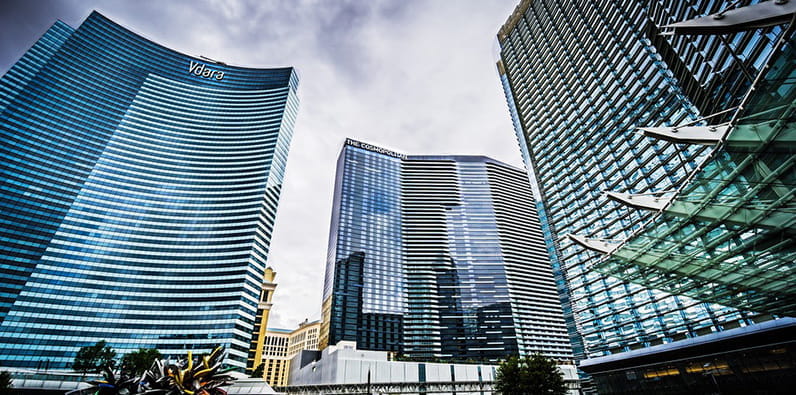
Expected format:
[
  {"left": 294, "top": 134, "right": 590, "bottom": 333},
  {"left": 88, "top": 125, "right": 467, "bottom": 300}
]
[
  {"left": 345, "top": 138, "right": 407, "bottom": 159},
  {"left": 189, "top": 61, "right": 224, "bottom": 80}
]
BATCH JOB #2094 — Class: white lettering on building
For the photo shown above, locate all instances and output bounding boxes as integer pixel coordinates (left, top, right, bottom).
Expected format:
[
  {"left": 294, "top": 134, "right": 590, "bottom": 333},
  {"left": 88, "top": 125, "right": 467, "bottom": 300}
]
[
  {"left": 345, "top": 138, "right": 407, "bottom": 159},
  {"left": 189, "top": 61, "right": 225, "bottom": 80}
]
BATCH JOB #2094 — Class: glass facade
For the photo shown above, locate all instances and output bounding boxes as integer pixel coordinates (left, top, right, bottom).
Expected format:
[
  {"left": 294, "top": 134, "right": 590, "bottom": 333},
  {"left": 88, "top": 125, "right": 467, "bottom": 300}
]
[
  {"left": 496, "top": 0, "right": 780, "bottom": 362},
  {"left": 320, "top": 139, "right": 572, "bottom": 362},
  {"left": 0, "top": 12, "right": 299, "bottom": 369},
  {"left": 321, "top": 139, "right": 404, "bottom": 352},
  {"left": 598, "top": 23, "right": 796, "bottom": 317}
]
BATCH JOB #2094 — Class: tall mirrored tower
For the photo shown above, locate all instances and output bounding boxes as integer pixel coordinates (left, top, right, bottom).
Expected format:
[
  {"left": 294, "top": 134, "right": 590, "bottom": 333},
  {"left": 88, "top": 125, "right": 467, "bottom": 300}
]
[
  {"left": 0, "top": 11, "right": 299, "bottom": 369},
  {"left": 496, "top": 0, "right": 781, "bottom": 362},
  {"left": 320, "top": 139, "right": 573, "bottom": 362}
]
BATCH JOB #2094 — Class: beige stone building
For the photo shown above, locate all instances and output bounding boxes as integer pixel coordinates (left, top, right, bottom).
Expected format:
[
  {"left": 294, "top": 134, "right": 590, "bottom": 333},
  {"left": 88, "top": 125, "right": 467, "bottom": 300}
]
[
  {"left": 247, "top": 267, "right": 277, "bottom": 373},
  {"left": 257, "top": 319, "right": 321, "bottom": 387}
]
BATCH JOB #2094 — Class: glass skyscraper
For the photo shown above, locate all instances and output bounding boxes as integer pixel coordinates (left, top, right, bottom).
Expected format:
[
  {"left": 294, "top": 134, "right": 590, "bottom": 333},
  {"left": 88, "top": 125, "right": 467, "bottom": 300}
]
[
  {"left": 320, "top": 138, "right": 572, "bottom": 362},
  {"left": 0, "top": 12, "right": 299, "bottom": 369},
  {"left": 496, "top": 0, "right": 784, "bottom": 372}
]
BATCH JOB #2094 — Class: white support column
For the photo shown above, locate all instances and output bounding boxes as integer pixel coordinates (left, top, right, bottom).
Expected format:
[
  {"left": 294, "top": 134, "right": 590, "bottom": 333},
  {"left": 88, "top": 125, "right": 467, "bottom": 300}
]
[
  {"left": 567, "top": 234, "right": 621, "bottom": 254},
  {"left": 605, "top": 191, "right": 672, "bottom": 211},
  {"left": 662, "top": 0, "right": 796, "bottom": 35}
]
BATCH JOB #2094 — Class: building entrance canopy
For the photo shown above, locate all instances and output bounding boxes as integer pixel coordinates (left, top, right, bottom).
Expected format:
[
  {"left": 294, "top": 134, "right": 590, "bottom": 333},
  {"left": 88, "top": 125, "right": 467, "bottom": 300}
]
[{"left": 591, "top": 15, "right": 796, "bottom": 317}]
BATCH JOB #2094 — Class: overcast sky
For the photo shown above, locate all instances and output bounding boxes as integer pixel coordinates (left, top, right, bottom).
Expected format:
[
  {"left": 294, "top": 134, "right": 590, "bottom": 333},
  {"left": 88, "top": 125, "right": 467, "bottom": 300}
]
[{"left": 0, "top": 0, "right": 524, "bottom": 330}]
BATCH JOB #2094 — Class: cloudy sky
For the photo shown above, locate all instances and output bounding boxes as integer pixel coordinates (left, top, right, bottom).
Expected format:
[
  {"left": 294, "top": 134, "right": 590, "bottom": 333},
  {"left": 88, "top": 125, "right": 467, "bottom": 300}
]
[{"left": 0, "top": 0, "right": 524, "bottom": 329}]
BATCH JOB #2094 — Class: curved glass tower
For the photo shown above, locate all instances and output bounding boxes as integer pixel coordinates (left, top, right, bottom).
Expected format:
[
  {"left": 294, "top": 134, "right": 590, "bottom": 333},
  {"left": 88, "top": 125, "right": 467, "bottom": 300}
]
[
  {"left": 320, "top": 139, "right": 573, "bottom": 362},
  {"left": 496, "top": 0, "right": 779, "bottom": 361},
  {"left": 0, "top": 11, "right": 299, "bottom": 369}
]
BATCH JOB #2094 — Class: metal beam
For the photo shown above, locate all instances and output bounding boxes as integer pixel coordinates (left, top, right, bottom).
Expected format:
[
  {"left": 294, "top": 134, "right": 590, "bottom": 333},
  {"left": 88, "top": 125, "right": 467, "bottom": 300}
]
[
  {"left": 725, "top": 120, "right": 796, "bottom": 147},
  {"left": 666, "top": 199, "right": 795, "bottom": 231},
  {"left": 608, "top": 190, "right": 795, "bottom": 231}
]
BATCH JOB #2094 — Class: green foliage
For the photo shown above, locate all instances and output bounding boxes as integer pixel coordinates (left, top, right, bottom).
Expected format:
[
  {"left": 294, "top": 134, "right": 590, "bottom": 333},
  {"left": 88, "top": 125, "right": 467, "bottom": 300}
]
[
  {"left": 392, "top": 353, "right": 489, "bottom": 364},
  {"left": 495, "top": 354, "right": 567, "bottom": 395},
  {"left": 250, "top": 363, "right": 265, "bottom": 378},
  {"left": 0, "top": 371, "right": 13, "bottom": 394},
  {"left": 121, "top": 348, "right": 162, "bottom": 375},
  {"left": 73, "top": 340, "right": 117, "bottom": 373}
]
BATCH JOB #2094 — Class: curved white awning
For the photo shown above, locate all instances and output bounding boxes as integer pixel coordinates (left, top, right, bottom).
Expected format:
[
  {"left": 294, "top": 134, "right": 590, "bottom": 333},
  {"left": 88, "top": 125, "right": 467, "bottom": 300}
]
[
  {"left": 567, "top": 234, "right": 621, "bottom": 254},
  {"left": 637, "top": 125, "right": 730, "bottom": 145},
  {"left": 663, "top": 0, "right": 796, "bottom": 35},
  {"left": 605, "top": 191, "right": 672, "bottom": 211}
]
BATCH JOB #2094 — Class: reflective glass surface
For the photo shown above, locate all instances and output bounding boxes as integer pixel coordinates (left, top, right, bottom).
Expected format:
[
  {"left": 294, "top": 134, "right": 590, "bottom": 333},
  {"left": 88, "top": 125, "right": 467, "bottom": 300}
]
[
  {"left": 322, "top": 144, "right": 404, "bottom": 352},
  {"left": 599, "top": 29, "right": 796, "bottom": 316},
  {"left": 321, "top": 141, "right": 572, "bottom": 361},
  {"left": 497, "top": 0, "right": 778, "bottom": 360},
  {"left": 0, "top": 12, "right": 299, "bottom": 369}
]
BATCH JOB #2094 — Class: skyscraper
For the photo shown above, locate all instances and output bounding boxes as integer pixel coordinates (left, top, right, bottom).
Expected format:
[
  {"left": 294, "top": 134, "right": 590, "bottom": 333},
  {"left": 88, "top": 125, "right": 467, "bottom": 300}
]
[
  {"left": 497, "top": 0, "right": 793, "bottom": 391},
  {"left": 0, "top": 11, "right": 299, "bottom": 369},
  {"left": 320, "top": 138, "right": 572, "bottom": 362}
]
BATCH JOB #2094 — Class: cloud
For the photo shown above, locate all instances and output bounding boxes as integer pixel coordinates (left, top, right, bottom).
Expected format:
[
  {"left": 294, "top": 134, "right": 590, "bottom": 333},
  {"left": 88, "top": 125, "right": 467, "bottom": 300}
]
[{"left": 0, "top": 0, "right": 522, "bottom": 330}]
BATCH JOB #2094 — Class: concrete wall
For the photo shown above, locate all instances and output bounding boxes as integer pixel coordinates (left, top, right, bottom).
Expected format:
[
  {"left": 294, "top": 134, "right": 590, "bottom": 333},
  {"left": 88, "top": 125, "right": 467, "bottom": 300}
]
[{"left": 289, "top": 341, "right": 498, "bottom": 386}]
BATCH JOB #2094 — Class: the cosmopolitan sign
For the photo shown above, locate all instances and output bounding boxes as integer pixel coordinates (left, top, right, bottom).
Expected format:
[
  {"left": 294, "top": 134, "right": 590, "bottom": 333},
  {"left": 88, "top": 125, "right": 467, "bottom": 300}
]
[
  {"left": 189, "top": 61, "right": 224, "bottom": 80},
  {"left": 346, "top": 138, "right": 407, "bottom": 159}
]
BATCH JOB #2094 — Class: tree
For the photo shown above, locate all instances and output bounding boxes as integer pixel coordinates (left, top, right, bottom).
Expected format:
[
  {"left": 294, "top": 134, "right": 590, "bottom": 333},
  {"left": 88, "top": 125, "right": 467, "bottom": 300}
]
[
  {"left": 73, "top": 340, "right": 117, "bottom": 373},
  {"left": 0, "top": 371, "right": 12, "bottom": 394},
  {"left": 495, "top": 354, "right": 567, "bottom": 395},
  {"left": 121, "top": 348, "right": 162, "bottom": 376}
]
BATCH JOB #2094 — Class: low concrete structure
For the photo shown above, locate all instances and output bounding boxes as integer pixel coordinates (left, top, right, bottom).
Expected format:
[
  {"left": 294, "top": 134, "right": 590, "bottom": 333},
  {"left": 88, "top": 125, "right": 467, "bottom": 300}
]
[
  {"left": 1, "top": 369, "right": 92, "bottom": 394},
  {"left": 225, "top": 377, "right": 278, "bottom": 394},
  {"left": 285, "top": 341, "right": 580, "bottom": 394}
]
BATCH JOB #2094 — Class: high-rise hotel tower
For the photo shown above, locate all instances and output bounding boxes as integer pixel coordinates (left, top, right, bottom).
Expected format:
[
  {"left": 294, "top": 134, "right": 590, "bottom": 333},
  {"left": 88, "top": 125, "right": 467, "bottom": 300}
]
[
  {"left": 320, "top": 138, "right": 572, "bottom": 362},
  {"left": 0, "top": 12, "right": 299, "bottom": 369},
  {"left": 497, "top": 0, "right": 793, "bottom": 392}
]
